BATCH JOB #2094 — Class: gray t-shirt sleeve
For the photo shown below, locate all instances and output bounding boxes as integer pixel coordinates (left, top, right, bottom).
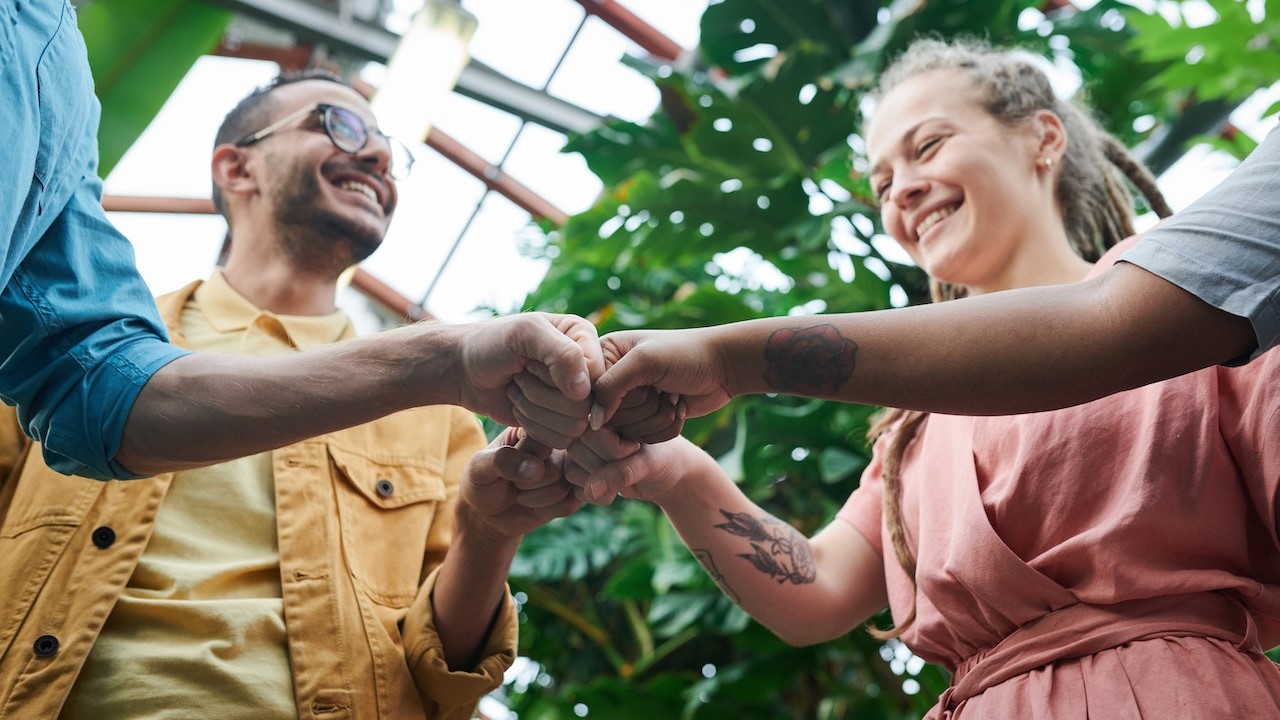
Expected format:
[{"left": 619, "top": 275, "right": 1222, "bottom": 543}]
[{"left": 1121, "top": 125, "right": 1280, "bottom": 360}]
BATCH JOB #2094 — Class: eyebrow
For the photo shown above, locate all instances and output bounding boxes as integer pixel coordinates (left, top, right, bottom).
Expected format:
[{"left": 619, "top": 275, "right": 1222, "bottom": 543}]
[{"left": 868, "top": 116, "right": 948, "bottom": 178}]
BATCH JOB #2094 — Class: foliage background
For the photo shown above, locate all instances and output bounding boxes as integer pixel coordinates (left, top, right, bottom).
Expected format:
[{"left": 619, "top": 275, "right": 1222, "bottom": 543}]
[{"left": 503, "top": 1, "right": 1280, "bottom": 718}]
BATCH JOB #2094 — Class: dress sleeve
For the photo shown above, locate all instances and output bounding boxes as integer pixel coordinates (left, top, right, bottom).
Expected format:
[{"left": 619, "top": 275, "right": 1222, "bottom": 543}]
[
  {"left": 836, "top": 433, "right": 892, "bottom": 558},
  {"left": 401, "top": 409, "right": 517, "bottom": 718}
]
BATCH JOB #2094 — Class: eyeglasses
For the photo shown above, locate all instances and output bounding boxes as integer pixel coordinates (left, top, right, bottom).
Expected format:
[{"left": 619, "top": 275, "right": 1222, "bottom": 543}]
[{"left": 235, "top": 103, "right": 415, "bottom": 180}]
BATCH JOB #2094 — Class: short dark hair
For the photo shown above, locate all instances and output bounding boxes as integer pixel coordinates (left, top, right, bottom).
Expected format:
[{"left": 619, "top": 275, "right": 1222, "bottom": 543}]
[{"left": 211, "top": 70, "right": 349, "bottom": 218}]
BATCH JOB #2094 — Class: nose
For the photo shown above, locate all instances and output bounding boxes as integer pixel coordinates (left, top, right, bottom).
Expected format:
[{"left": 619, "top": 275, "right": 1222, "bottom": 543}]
[
  {"left": 889, "top": 170, "right": 929, "bottom": 209},
  {"left": 355, "top": 133, "right": 393, "bottom": 178}
]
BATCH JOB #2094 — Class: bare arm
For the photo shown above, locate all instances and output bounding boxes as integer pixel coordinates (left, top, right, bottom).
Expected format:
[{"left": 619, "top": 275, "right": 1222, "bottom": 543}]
[
  {"left": 432, "top": 429, "right": 580, "bottom": 670},
  {"left": 567, "top": 435, "right": 887, "bottom": 646},
  {"left": 591, "top": 264, "right": 1255, "bottom": 424},
  {"left": 117, "top": 313, "right": 602, "bottom": 475}
]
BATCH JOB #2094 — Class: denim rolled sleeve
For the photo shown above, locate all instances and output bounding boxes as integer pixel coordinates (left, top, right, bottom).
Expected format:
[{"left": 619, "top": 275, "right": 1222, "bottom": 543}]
[
  {"left": 1122, "top": 127, "right": 1280, "bottom": 360},
  {"left": 0, "top": 0, "right": 187, "bottom": 479}
]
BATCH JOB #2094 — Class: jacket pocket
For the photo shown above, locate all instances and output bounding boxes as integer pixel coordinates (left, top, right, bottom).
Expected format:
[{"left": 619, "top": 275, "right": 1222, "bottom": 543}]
[
  {"left": 0, "top": 449, "right": 102, "bottom": 655},
  {"left": 328, "top": 443, "right": 448, "bottom": 607}
]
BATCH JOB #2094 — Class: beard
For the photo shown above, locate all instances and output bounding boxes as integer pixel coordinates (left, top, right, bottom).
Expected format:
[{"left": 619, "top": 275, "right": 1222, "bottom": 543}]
[{"left": 268, "top": 158, "right": 388, "bottom": 275}]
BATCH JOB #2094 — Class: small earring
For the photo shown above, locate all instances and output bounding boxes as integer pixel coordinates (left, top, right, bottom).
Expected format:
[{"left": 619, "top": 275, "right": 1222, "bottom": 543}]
[{"left": 1041, "top": 157, "right": 1054, "bottom": 169}]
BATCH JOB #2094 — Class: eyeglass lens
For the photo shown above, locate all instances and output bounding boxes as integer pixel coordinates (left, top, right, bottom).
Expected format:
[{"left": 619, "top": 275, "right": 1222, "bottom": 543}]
[
  {"left": 325, "top": 105, "right": 413, "bottom": 179},
  {"left": 324, "top": 106, "right": 367, "bottom": 153}
]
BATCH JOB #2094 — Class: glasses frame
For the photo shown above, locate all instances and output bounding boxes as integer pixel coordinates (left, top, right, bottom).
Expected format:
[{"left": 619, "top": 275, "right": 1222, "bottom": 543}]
[{"left": 234, "top": 103, "right": 415, "bottom": 180}]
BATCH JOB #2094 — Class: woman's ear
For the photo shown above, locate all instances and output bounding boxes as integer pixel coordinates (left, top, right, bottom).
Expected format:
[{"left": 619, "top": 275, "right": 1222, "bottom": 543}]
[
  {"left": 211, "top": 144, "right": 257, "bottom": 200},
  {"left": 1031, "top": 109, "right": 1067, "bottom": 168}
]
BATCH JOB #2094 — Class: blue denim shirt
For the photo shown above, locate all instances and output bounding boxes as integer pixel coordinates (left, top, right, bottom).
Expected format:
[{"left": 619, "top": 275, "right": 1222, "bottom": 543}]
[{"left": 0, "top": 1, "right": 187, "bottom": 479}]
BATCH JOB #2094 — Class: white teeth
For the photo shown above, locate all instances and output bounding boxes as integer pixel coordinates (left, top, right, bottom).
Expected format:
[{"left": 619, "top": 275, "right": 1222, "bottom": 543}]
[
  {"left": 915, "top": 205, "right": 956, "bottom": 239},
  {"left": 338, "top": 180, "right": 377, "bottom": 205}
]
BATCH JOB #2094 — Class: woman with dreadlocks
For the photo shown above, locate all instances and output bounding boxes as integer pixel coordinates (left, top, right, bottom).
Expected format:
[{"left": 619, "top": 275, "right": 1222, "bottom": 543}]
[{"left": 552, "top": 39, "right": 1280, "bottom": 717}]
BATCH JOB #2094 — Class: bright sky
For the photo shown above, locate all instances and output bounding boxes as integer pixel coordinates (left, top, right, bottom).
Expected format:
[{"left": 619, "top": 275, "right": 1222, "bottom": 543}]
[{"left": 103, "top": 0, "right": 1276, "bottom": 335}]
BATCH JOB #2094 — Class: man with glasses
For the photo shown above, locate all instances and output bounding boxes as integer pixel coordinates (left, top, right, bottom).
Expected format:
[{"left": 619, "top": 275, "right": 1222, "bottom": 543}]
[
  {"left": 1, "top": 1, "right": 600, "bottom": 483},
  {"left": 0, "top": 72, "right": 585, "bottom": 719}
]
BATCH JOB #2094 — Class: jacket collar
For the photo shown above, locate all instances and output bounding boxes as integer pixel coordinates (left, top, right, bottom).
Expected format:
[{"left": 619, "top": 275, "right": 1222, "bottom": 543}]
[{"left": 156, "top": 271, "right": 355, "bottom": 351}]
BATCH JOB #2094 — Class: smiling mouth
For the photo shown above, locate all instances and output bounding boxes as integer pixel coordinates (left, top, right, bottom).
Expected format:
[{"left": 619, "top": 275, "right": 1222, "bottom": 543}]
[
  {"left": 337, "top": 179, "right": 379, "bottom": 206},
  {"left": 915, "top": 203, "right": 960, "bottom": 240}
]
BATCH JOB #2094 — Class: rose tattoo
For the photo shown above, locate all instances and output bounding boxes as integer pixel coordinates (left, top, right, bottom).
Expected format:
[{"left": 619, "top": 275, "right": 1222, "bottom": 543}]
[{"left": 762, "top": 324, "right": 857, "bottom": 396}]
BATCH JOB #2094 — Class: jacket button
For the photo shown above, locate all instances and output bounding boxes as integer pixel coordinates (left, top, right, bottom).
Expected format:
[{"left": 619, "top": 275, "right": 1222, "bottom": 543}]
[
  {"left": 33, "top": 635, "right": 59, "bottom": 658},
  {"left": 92, "top": 526, "right": 116, "bottom": 549},
  {"left": 375, "top": 479, "right": 395, "bottom": 498}
]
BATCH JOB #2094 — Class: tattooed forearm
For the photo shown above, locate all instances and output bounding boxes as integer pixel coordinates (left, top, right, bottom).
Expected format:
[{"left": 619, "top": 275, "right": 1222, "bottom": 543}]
[
  {"left": 762, "top": 324, "right": 857, "bottom": 396},
  {"left": 693, "top": 549, "right": 741, "bottom": 604},
  {"left": 714, "top": 509, "right": 816, "bottom": 585}
]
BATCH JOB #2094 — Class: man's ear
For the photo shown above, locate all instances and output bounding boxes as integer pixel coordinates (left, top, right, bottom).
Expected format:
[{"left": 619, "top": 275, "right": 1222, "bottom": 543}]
[
  {"left": 1031, "top": 109, "right": 1067, "bottom": 167},
  {"left": 211, "top": 144, "right": 257, "bottom": 199}
]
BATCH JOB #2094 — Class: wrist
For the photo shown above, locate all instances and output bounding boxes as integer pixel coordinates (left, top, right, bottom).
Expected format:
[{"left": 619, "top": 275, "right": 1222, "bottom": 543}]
[
  {"left": 454, "top": 501, "right": 523, "bottom": 555},
  {"left": 647, "top": 444, "right": 715, "bottom": 509},
  {"left": 400, "top": 321, "right": 467, "bottom": 408},
  {"left": 709, "top": 321, "right": 757, "bottom": 397}
]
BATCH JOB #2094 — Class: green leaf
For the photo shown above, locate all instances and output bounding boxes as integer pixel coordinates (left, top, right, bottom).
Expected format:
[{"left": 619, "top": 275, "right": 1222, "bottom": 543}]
[
  {"left": 648, "top": 591, "right": 717, "bottom": 637},
  {"left": 1186, "top": 130, "right": 1259, "bottom": 162},
  {"left": 511, "top": 508, "right": 633, "bottom": 581},
  {"left": 819, "top": 447, "right": 869, "bottom": 484},
  {"left": 79, "top": 0, "right": 232, "bottom": 176}
]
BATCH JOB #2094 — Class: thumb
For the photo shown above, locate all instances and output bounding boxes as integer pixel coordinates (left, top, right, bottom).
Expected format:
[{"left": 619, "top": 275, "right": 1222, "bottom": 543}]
[
  {"left": 469, "top": 426, "right": 525, "bottom": 488},
  {"left": 555, "top": 315, "right": 606, "bottom": 382},
  {"left": 517, "top": 315, "right": 593, "bottom": 401},
  {"left": 590, "top": 352, "right": 650, "bottom": 430}
]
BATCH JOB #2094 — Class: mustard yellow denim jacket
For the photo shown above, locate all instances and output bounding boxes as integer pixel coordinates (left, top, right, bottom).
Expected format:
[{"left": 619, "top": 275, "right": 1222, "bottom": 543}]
[{"left": 0, "top": 281, "right": 516, "bottom": 719}]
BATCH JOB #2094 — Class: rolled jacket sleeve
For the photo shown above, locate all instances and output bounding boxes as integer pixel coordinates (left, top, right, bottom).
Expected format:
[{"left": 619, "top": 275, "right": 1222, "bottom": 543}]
[{"left": 402, "top": 565, "right": 519, "bottom": 719}]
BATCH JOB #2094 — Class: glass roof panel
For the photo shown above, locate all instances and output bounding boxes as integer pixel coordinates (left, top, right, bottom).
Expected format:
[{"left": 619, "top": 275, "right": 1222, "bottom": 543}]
[
  {"left": 361, "top": 152, "right": 489, "bottom": 302},
  {"left": 420, "top": 192, "right": 546, "bottom": 320},
  {"left": 429, "top": 86, "right": 526, "bottom": 162},
  {"left": 616, "top": 0, "right": 706, "bottom": 49},
  {"left": 462, "top": 0, "right": 586, "bottom": 90},
  {"left": 501, "top": 122, "right": 603, "bottom": 215},
  {"left": 545, "top": 16, "right": 660, "bottom": 123}
]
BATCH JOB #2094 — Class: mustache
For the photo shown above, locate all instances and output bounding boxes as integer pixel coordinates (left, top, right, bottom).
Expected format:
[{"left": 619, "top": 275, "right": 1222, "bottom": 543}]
[
  {"left": 320, "top": 158, "right": 394, "bottom": 209},
  {"left": 321, "top": 158, "right": 389, "bottom": 187}
]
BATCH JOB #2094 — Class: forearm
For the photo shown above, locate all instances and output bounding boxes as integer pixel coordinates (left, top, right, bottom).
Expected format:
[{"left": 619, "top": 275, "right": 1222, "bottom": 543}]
[
  {"left": 116, "top": 322, "right": 465, "bottom": 474},
  {"left": 430, "top": 508, "right": 520, "bottom": 671},
  {"left": 715, "top": 264, "right": 1255, "bottom": 415},
  {"left": 653, "top": 454, "right": 881, "bottom": 646}
]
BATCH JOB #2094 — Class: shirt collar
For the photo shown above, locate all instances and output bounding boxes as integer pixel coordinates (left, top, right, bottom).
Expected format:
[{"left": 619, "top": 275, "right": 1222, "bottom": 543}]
[{"left": 195, "top": 270, "right": 355, "bottom": 349}]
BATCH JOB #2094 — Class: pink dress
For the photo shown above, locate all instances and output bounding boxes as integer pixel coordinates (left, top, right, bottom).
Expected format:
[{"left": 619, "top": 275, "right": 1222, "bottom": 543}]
[{"left": 839, "top": 239, "right": 1280, "bottom": 718}]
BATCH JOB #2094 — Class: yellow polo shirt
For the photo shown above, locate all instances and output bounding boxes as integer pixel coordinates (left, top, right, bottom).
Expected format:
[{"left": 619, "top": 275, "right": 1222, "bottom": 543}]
[{"left": 61, "top": 272, "right": 351, "bottom": 720}]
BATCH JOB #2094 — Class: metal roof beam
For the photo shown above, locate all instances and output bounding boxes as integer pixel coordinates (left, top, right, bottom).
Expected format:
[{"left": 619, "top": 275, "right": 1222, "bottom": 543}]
[
  {"left": 204, "top": 0, "right": 605, "bottom": 135},
  {"left": 572, "top": 0, "right": 686, "bottom": 62}
]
